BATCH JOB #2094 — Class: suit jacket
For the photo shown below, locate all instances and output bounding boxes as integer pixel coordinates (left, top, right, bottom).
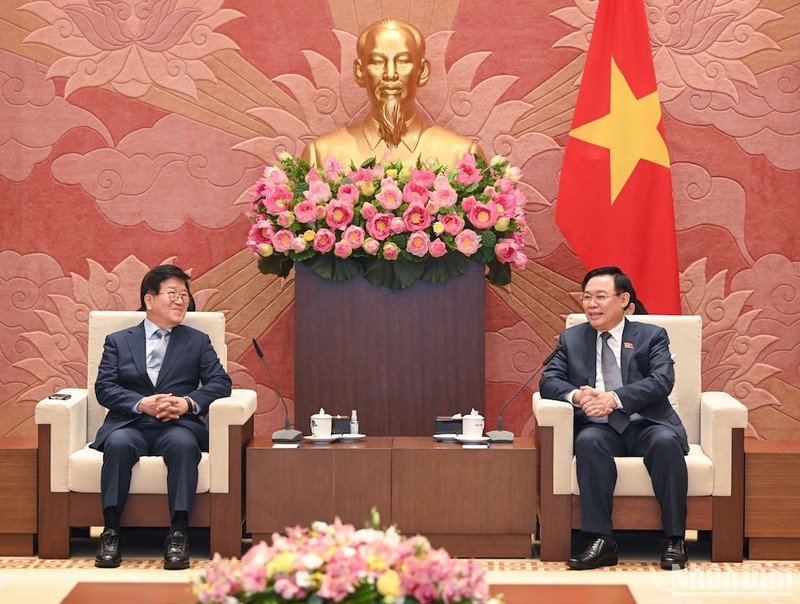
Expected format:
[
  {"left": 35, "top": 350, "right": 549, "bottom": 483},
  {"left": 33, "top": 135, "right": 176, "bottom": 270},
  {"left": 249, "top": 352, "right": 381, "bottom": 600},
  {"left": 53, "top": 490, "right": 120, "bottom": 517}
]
[
  {"left": 539, "top": 319, "right": 689, "bottom": 453},
  {"left": 92, "top": 321, "right": 233, "bottom": 451}
]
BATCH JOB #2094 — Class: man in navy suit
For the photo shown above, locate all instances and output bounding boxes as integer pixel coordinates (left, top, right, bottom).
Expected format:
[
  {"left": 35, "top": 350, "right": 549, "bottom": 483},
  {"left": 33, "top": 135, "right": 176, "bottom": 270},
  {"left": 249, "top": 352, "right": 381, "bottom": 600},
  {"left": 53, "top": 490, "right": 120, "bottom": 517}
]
[
  {"left": 91, "top": 265, "right": 232, "bottom": 569},
  {"left": 540, "top": 267, "right": 689, "bottom": 570}
]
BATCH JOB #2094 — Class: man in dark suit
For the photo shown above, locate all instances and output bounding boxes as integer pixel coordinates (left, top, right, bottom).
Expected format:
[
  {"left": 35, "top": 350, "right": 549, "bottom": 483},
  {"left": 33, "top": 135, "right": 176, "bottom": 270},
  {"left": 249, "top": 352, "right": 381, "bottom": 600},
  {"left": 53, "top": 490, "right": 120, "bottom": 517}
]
[
  {"left": 91, "top": 265, "right": 232, "bottom": 569},
  {"left": 539, "top": 266, "right": 689, "bottom": 570}
]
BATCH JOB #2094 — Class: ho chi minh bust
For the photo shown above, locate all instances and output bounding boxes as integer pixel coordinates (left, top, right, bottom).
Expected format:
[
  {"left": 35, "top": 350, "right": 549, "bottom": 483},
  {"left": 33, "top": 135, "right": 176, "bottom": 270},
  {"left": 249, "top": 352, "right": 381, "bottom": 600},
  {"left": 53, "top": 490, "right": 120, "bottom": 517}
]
[{"left": 301, "top": 19, "right": 484, "bottom": 168}]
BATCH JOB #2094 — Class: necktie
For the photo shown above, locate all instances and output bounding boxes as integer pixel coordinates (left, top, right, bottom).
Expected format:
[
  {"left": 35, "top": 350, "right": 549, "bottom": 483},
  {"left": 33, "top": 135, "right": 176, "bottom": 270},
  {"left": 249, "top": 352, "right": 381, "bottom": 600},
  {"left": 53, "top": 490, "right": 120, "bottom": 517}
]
[
  {"left": 147, "top": 329, "right": 169, "bottom": 385},
  {"left": 601, "top": 332, "right": 628, "bottom": 434}
]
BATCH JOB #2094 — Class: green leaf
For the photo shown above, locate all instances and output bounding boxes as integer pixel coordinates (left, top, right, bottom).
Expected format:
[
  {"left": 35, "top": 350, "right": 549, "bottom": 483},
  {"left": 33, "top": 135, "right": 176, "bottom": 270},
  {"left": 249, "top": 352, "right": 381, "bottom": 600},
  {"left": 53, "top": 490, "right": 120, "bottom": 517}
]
[
  {"left": 304, "top": 254, "right": 361, "bottom": 282},
  {"left": 487, "top": 259, "right": 512, "bottom": 285},
  {"left": 421, "top": 252, "right": 473, "bottom": 285},
  {"left": 257, "top": 255, "right": 294, "bottom": 278},
  {"left": 362, "top": 257, "right": 425, "bottom": 289},
  {"left": 360, "top": 157, "right": 377, "bottom": 169}
]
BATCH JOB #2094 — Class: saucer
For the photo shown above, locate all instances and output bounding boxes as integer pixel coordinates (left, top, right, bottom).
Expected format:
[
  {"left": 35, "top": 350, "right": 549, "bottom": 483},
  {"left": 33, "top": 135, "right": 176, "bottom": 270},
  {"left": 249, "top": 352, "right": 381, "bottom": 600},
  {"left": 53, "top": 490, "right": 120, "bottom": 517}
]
[
  {"left": 455, "top": 434, "right": 489, "bottom": 444},
  {"left": 338, "top": 433, "right": 366, "bottom": 442},
  {"left": 304, "top": 435, "right": 341, "bottom": 445},
  {"left": 433, "top": 433, "right": 458, "bottom": 442}
]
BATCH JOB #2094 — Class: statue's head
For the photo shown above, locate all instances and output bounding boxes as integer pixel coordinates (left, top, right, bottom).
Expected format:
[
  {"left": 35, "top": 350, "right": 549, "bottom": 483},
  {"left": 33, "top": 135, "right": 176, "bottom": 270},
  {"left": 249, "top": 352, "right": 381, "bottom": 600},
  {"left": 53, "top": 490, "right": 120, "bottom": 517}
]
[{"left": 354, "top": 19, "right": 431, "bottom": 145}]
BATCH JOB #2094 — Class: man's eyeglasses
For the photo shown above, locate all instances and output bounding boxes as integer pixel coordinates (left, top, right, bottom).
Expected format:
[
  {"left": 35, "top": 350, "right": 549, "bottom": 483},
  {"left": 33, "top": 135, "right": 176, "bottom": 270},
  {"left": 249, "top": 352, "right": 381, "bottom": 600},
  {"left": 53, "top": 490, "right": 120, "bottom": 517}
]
[
  {"left": 157, "top": 291, "right": 190, "bottom": 304},
  {"left": 580, "top": 292, "right": 621, "bottom": 304}
]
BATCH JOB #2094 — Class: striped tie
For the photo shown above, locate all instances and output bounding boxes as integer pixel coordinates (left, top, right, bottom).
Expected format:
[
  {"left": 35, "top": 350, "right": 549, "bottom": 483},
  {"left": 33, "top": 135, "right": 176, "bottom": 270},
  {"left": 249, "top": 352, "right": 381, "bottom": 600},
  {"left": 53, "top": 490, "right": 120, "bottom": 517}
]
[{"left": 147, "top": 329, "right": 169, "bottom": 385}]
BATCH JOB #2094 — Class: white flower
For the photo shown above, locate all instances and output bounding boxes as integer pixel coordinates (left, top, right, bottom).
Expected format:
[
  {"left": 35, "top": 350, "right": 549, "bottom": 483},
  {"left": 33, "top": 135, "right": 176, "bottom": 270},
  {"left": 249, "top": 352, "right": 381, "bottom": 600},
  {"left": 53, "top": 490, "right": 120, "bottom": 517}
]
[
  {"left": 300, "top": 553, "right": 324, "bottom": 570},
  {"left": 295, "top": 570, "right": 313, "bottom": 588}
]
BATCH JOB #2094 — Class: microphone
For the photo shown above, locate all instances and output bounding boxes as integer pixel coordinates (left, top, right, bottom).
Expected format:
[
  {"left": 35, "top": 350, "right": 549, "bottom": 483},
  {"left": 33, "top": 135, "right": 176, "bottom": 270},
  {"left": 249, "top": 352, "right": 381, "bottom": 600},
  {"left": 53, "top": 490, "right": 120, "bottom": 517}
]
[
  {"left": 487, "top": 347, "right": 559, "bottom": 443},
  {"left": 252, "top": 338, "right": 302, "bottom": 443}
]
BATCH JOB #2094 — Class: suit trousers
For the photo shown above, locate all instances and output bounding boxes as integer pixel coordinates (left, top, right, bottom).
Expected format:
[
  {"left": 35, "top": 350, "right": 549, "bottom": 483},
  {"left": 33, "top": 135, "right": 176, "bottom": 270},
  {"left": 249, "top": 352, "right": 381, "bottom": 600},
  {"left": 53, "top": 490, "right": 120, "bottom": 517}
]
[
  {"left": 574, "top": 420, "right": 688, "bottom": 538},
  {"left": 99, "top": 415, "right": 202, "bottom": 518}
]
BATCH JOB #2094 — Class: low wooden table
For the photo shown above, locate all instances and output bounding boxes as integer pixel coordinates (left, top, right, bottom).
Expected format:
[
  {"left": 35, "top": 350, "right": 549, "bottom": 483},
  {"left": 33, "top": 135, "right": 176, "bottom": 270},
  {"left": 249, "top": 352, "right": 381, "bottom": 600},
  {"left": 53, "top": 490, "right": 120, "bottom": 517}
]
[
  {"left": 246, "top": 436, "right": 393, "bottom": 542},
  {"left": 392, "top": 436, "right": 537, "bottom": 558},
  {"left": 745, "top": 438, "right": 800, "bottom": 559},
  {"left": 61, "top": 582, "right": 636, "bottom": 604},
  {"left": 0, "top": 436, "right": 37, "bottom": 555}
]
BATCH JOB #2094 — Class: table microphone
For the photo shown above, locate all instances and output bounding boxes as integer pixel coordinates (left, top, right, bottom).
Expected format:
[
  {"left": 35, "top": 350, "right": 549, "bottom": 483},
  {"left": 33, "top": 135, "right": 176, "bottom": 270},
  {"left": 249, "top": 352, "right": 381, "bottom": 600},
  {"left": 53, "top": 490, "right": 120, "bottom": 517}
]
[
  {"left": 487, "top": 347, "right": 559, "bottom": 443},
  {"left": 252, "top": 338, "right": 302, "bottom": 443}
]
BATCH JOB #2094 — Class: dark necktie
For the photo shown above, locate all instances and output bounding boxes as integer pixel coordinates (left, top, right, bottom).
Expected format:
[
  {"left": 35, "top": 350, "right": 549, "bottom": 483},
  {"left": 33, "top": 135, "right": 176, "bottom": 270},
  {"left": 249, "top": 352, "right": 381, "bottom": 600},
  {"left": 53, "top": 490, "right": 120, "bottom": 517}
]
[
  {"left": 601, "top": 332, "right": 629, "bottom": 434},
  {"left": 147, "top": 329, "right": 169, "bottom": 385}
]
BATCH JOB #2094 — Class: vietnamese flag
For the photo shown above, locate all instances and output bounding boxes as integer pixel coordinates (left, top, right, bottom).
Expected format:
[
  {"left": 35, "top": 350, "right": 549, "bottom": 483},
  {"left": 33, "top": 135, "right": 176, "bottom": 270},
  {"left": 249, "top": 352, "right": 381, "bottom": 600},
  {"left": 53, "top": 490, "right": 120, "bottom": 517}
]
[{"left": 556, "top": 0, "right": 681, "bottom": 314}]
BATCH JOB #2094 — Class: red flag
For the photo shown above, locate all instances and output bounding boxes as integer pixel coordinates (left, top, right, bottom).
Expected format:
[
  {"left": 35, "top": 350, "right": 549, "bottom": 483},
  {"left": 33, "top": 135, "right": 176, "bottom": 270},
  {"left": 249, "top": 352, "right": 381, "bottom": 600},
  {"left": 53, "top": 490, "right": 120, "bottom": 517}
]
[{"left": 556, "top": 0, "right": 681, "bottom": 314}]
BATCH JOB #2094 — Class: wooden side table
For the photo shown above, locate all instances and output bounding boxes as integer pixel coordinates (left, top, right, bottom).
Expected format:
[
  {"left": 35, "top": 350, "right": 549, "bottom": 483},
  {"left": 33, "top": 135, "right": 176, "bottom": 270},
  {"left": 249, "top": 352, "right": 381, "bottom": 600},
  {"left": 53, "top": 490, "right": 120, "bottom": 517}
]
[
  {"left": 391, "top": 436, "right": 537, "bottom": 558},
  {"left": 0, "top": 436, "right": 37, "bottom": 555},
  {"left": 745, "top": 439, "right": 800, "bottom": 559},
  {"left": 246, "top": 436, "right": 393, "bottom": 543}
]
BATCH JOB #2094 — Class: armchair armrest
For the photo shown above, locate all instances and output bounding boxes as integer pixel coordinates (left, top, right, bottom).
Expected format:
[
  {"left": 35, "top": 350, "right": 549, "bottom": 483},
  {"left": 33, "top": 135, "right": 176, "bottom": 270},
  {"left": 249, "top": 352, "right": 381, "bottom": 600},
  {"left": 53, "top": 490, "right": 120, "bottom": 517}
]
[
  {"left": 533, "top": 393, "right": 574, "bottom": 495},
  {"left": 208, "top": 388, "right": 257, "bottom": 493},
  {"left": 700, "top": 391, "right": 748, "bottom": 496},
  {"left": 34, "top": 388, "right": 89, "bottom": 493}
]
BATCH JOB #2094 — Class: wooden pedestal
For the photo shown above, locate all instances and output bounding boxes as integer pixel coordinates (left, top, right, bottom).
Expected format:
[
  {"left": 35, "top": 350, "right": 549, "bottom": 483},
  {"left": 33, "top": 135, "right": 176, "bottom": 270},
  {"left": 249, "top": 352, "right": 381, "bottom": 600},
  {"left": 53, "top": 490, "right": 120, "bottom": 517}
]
[
  {"left": 0, "top": 436, "right": 37, "bottom": 555},
  {"left": 294, "top": 265, "right": 485, "bottom": 436},
  {"left": 745, "top": 439, "right": 800, "bottom": 559}
]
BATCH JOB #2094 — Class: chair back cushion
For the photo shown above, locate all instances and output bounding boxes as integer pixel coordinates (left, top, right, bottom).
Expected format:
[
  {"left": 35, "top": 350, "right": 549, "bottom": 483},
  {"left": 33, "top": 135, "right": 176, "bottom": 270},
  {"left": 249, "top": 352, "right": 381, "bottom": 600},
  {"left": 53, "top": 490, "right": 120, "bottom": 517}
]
[
  {"left": 565, "top": 314, "right": 702, "bottom": 443},
  {"left": 87, "top": 311, "right": 228, "bottom": 440}
]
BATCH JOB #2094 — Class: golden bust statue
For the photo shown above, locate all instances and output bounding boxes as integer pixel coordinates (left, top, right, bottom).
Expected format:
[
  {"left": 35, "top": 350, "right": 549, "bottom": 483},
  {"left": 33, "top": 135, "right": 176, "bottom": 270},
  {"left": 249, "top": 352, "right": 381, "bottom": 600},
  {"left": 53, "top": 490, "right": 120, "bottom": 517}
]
[{"left": 301, "top": 19, "right": 484, "bottom": 167}]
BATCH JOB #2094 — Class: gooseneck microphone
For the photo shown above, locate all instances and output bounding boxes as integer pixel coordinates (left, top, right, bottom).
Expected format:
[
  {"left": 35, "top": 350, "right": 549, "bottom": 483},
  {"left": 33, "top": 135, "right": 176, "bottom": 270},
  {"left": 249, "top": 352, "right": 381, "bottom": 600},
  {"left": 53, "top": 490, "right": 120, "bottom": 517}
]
[
  {"left": 487, "top": 347, "right": 559, "bottom": 443},
  {"left": 252, "top": 338, "right": 302, "bottom": 443}
]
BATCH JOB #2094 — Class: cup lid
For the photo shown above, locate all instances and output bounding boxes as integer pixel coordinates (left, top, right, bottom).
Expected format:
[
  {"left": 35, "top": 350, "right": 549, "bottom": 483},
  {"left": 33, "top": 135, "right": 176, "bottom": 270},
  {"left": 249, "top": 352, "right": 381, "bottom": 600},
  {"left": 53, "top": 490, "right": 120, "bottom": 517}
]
[
  {"left": 311, "top": 407, "right": 331, "bottom": 419},
  {"left": 465, "top": 408, "right": 483, "bottom": 419}
]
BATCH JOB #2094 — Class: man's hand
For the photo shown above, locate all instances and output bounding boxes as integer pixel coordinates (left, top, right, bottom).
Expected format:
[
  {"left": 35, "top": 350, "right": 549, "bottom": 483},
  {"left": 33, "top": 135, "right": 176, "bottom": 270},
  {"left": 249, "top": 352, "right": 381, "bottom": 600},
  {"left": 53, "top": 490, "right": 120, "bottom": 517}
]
[
  {"left": 137, "top": 394, "right": 190, "bottom": 421},
  {"left": 576, "top": 386, "right": 618, "bottom": 418}
]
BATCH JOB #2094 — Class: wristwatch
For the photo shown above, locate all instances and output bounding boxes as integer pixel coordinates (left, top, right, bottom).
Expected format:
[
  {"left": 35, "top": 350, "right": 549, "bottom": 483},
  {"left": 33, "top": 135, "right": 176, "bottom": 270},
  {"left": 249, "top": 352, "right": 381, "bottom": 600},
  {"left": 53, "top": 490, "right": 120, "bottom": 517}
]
[{"left": 183, "top": 396, "right": 196, "bottom": 414}]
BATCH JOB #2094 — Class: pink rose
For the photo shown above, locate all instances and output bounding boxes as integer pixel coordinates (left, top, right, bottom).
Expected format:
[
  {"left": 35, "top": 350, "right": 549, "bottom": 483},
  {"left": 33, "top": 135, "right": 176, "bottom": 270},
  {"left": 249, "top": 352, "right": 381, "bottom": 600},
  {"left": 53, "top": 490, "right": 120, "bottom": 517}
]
[
  {"left": 366, "top": 213, "right": 394, "bottom": 241},
  {"left": 438, "top": 213, "right": 465, "bottom": 236},
  {"left": 390, "top": 217, "right": 406, "bottom": 234},
  {"left": 314, "top": 205, "right": 327, "bottom": 220},
  {"left": 293, "top": 200, "right": 317, "bottom": 224},
  {"left": 403, "top": 204, "right": 433, "bottom": 232},
  {"left": 360, "top": 202, "right": 378, "bottom": 219},
  {"left": 248, "top": 219, "right": 273, "bottom": 244},
  {"left": 511, "top": 251, "right": 528, "bottom": 269},
  {"left": 376, "top": 183, "right": 403, "bottom": 210},
  {"left": 336, "top": 183, "right": 360, "bottom": 204},
  {"left": 382, "top": 242, "right": 400, "bottom": 260},
  {"left": 323, "top": 156, "right": 343, "bottom": 173},
  {"left": 455, "top": 229, "right": 482, "bottom": 256},
  {"left": 493, "top": 193, "right": 515, "bottom": 216},
  {"left": 363, "top": 238, "right": 380, "bottom": 255},
  {"left": 271, "top": 229, "right": 295, "bottom": 253},
  {"left": 461, "top": 195, "right": 478, "bottom": 213},
  {"left": 334, "top": 241, "right": 353, "bottom": 258},
  {"left": 313, "top": 228, "right": 336, "bottom": 253},
  {"left": 467, "top": 202, "right": 499, "bottom": 229},
  {"left": 406, "top": 231, "right": 431, "bottom": 257},
  {"left": 303, "top": 180, "right": 332, "bottom": 204},
  {"left": 291, "top": 237, "right": 308, "bottom": 252},
  {"left": 429, "top": 239, "right": 447, "bottom": 258},
  {"left": 403, "top": 181, "right": 430, "bottom": 205},
  {"left": 264, "top": 186, "right": 293, "bottom": 213},
  {"left": 455, "top": 153, "right": 482, "bottom": 186},
  {"left": 263, "top": 165, "right": 288, "bottom": 185},
  {"left": 325, "top": 200, "right": 355, "bottom": 230},
  {"left": 432, "top": 186, "right": 457, "bottom": 208},
  {"left": 425, "top": 200, "right": 440, "bottom": 215},
  {"left": 433, "top": 175, "right": 451, "bottom": 190},
  {"left": 494, "top": 239, "right": 519, "bottom": 263},
  {"left": 411, "top": 168, "right": 436, "bottom": 188},
  {"left": 343, "top": 225, "right": 365, "bottom": 248},
  {"left": 495, "top": 177, "right": 514, "bottom": 193},
  {"left": 304, "top": 168, "right": 322, "bottom": 183}
]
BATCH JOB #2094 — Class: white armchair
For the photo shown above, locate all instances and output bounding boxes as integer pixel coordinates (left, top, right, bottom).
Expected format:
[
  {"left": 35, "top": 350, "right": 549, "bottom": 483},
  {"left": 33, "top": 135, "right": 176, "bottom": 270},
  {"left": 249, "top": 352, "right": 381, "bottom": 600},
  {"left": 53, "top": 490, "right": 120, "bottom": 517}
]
[
  {"left": 36, "top": 311, "right": 256, "bottom": 559},
  {"left": 533, "top": 314, "right": 747, "bottom": 562}
]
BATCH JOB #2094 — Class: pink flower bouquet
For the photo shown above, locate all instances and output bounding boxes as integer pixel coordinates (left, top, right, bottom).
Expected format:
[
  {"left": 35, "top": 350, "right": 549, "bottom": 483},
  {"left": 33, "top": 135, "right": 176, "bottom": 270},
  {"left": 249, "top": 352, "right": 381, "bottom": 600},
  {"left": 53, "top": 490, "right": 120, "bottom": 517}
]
[
  {"left": 245, "top": 154, "right": 529, "bottom": 289},
  {"left": 193, "top": 519, "right": 503, "bottom": 603}
]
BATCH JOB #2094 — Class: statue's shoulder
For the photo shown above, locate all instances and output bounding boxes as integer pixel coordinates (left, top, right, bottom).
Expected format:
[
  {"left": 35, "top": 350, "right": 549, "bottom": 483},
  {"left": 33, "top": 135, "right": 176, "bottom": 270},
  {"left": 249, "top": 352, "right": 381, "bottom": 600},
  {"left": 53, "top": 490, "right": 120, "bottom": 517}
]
[
  {"left": 302, "top": 124, "right": 364, "bottom": 167},
  {"left": 418, "top": 124, "right": 484, "bottom": 164}
]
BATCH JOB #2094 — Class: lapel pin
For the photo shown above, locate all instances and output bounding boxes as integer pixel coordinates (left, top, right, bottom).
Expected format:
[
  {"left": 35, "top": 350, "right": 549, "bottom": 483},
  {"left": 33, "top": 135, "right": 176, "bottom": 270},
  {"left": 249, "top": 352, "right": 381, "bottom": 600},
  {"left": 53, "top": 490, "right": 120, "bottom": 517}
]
[{"left": 624, "top": 342, "right": 634, "bottom": 349}]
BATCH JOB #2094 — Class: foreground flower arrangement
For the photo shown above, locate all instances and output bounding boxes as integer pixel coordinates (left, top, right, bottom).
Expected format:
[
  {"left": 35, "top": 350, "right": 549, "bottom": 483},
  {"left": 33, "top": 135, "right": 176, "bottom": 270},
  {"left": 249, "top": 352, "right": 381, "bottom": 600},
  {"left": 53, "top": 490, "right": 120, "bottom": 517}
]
[
  {"left": 193, "top": 519, "right": 503, "bottom": 603},
  {"left": 245, "top": 153, "right": 529, "bottom": 289}
]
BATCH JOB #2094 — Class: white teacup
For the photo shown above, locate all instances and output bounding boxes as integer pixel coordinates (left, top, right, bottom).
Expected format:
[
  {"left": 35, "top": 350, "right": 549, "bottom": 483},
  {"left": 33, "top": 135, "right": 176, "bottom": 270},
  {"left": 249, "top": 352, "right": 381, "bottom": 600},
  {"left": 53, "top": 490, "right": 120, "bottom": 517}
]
[
  {"left": 310, "top": 408, "right": 332, "bottom": 438},
  {"left": 462, "top": 409, "right": 484, "bottom": 439}
]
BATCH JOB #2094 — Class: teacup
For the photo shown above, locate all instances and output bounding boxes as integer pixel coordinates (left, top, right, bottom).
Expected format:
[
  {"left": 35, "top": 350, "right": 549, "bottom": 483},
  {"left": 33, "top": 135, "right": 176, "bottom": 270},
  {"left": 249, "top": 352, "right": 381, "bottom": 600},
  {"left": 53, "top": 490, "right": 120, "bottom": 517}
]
[
  {"left": 310, "top": 408, "right": 333, "bottom": 438},
  {"left": 462, "top": 409, "right": 484, "bottom": 439}
]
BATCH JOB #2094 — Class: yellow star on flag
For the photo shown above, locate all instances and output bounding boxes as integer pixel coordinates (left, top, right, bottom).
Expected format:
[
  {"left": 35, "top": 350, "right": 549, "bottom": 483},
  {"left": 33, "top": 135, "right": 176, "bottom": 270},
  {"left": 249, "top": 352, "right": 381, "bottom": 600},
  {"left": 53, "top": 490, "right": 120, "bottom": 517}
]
[{"left": 568, "top": 57, "right": 670, "bottom": 204}]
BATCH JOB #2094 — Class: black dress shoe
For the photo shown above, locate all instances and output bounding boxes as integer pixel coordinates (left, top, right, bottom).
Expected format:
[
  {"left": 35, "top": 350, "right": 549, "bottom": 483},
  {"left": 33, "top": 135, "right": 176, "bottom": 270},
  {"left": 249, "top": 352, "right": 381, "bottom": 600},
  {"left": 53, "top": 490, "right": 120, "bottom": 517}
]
[
  {"left": 661, "top": 537, "right": 688, "bottom": 570},
  {"left": 163, "top": 530, "right": 190, "bottom": 570},
  {"left": 94, "top": 528, "right": 121, "bottom": 568},
  {"left": 567, "top": 536, "right": 618, "bottom": 570}
]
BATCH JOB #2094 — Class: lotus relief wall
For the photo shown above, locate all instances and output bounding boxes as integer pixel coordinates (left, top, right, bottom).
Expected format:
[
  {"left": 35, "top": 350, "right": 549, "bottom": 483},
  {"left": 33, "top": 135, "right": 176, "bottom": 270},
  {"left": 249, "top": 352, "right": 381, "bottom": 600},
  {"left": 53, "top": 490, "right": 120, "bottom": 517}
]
[{"left": 1, "top": 0, "right": 798, "bottom": 440}]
